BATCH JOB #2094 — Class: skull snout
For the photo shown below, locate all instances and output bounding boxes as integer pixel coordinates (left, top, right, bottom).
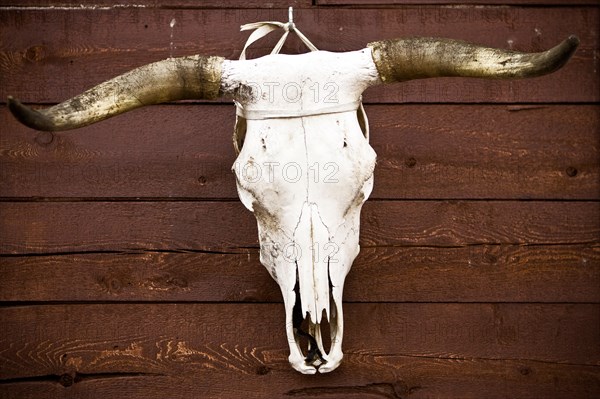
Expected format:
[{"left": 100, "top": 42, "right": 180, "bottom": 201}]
[{"left": 289, "top": 273, "right": 344, "bottom": 374}]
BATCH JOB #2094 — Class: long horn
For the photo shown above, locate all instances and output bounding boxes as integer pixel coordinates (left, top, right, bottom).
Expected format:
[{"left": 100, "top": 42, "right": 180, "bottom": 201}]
[
  {"left": 368, "top": 36, "right": 579, "bottom": 83},
  {"left": 8, "top": 55, "right": 224, "bottom": 131}
]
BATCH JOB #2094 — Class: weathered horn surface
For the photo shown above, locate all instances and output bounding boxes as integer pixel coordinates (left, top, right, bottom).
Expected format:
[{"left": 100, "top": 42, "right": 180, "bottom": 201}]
[
  {"left": 8, "top": 55, "right": 224, "bottom": 131},
  {"left": 368, "top": 35, "right": 579, "bottom": 83}
]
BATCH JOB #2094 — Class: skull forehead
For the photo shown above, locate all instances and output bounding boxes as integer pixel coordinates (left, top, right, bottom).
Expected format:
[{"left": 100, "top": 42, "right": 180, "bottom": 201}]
[
  {"left": 221, "top": 49, "right": 380, "bottom": 115},
  {"left": 233, "top": 113, "right": 376, "bottom": 225}
]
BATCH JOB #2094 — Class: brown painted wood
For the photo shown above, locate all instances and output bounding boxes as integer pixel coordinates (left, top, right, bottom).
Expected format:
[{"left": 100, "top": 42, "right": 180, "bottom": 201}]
[
  {"left": 4, "top": 0, "right": 597, "bottom": 7},
  {"left": 3, "top": 0, "right": 312, "bottom": 8},
  {"left": 1, "top": 7, "right": 597, "bottom": 103},
  {"left": 0, "top": 3, "right": 597, "bottom": 397},
  {"left": 1, "top": 245, "right": 598, "bottom": 303},
  {"left": 0, "top": 201, "right": 598, "bottom": 254},
  {"left": 0, "top": 304, "right": 598, "bottom": 397},
  {"left": 7, "top": 0, "right": 597, "bottom": 7},
  {"left": 1, "top": 362, "right": 599, "bottom": 399},
  {"left": 1, "top": 105, "right": 597, "bottom": 200},
  {"left": 318, "top": 0, "right": 600, "bottom": 5},
  {"left": 372, "top": 104, "right": 600, "bottom": 201}
]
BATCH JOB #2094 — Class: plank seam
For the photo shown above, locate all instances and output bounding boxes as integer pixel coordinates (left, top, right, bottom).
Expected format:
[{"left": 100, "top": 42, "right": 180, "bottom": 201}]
[
  {"left": 0, "top": 198, "right": 599, "bottom": 203},
  {"left": 376, "top": 352, "right": 600, "bottom": 368},
  {"left": 1, "top": 300, "right": 598, "bottom": 305},
  {"left": 0, "top": 248, "right": 249, "bottom": 257},
  {"left": 0, "top": 372, "right": 166, "bottom": 386},
  {"left": 2, "top": 241, "right": 599, "bottom": 257}
]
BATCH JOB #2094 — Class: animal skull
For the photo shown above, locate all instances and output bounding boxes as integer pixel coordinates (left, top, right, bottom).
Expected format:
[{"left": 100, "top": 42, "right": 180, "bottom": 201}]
[
  {"left": 225, "top": 49, "right": 379, "bottom": 373},
  {"left": 7, "top": 15, "right": 578, "bottom": 373}
]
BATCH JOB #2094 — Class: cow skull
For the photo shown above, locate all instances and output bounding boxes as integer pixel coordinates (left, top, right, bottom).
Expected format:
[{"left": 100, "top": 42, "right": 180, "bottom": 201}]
[{"left": 7, "top": 15, "right": 578, "bottom": 373}]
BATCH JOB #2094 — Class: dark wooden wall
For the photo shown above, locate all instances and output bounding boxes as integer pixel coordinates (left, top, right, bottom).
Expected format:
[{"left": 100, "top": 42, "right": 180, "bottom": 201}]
[{"left": 1, "top": 0, "right": 598, "bottom": 397}]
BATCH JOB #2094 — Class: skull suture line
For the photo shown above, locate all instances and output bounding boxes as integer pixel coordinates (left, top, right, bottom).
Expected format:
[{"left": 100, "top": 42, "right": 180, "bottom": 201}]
[{"left": 8, "top": 9, "right": 578, "bottom": 374}]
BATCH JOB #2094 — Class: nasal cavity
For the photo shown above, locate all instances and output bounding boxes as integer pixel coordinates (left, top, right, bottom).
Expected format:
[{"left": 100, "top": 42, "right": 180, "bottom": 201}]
[{"left": 293, "top": 280, "right": 332, "bottom": 363}]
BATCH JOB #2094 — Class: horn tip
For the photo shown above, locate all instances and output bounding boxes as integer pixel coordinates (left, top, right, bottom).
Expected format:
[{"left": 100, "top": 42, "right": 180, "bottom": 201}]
[
  {"left": 549, "top": 34, "right": 580, "bottom": 74},
  {"left": 7, "top": 95, "right": 17, "bottom": 110},
  {"left": 561, "top": 35, "right": 580, "bottom": 54},
  {"left": 7, "top": 96, "right": 57, "bottom": 131},
  {"left": 567, "top": 35, "right": 580, "bottom": 47}
]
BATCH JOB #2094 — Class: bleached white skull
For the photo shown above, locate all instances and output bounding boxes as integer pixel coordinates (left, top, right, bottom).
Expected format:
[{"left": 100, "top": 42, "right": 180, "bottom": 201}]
[
  {"left": 224, "top": 47, "right": 379, "bottom": 373},
  {"left": 8, "top": 11, "right": 578, "bottom": 373}
]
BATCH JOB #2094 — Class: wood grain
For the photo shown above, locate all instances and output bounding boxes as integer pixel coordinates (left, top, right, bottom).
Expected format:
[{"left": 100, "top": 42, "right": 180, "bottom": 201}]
[
  {"left": 3, "top": 0, "right": 597, "bottom": 7},
  {"left": 6, "top": 0, "right": 597, "bottom": 7},
  {"left": 317, "top": 0, "right": 600, "bottom": 5},
  {"left": 1, "top": 7, "right": 597, "bottom": 103},
  {"left": 0, "top": 3, "right": 598, "bottom": 397},
  {"left": 2, "top": 0, "right": 312, "bottom": 8},
  {"left": 1, "top": 105, "right": 597, "bottom": 200},
  {"left": 1, "top": 245, "right": 598, "bottom": 303},
  {"left": 1, "top": 361, "right": 599, "bottom": 399},
  {"left": 0, "top": 303, "right": 598, "bottom": 397},
  {"left": 0, "top": 201, "right": 598, "bottom": 254}
]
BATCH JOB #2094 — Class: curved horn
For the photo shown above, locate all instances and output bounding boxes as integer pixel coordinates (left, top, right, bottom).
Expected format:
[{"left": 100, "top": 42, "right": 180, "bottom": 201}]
[
  {"left": 8, "top": 55, "right": 224, "bottom": 131},
  {"left": 368, "top": 35, "right": 579, "bottom": 84}
]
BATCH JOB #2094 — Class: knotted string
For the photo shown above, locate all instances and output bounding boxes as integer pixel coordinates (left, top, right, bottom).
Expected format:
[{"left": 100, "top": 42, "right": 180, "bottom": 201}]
[
  {"left": 239, "top": 7, "right": 318, "bottom": 60},
  {"left": 232, "top": 7, "right": 370, "bottom": 152}
]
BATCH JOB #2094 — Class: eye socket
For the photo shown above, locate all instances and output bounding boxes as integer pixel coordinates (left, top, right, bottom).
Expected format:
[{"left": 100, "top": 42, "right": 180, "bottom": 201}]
[
  {"left": 356, "top": 103, "right": 370, "bottom": 141},
  {"left": 233, "top": 115, "right": 247, "bottom": 155}
]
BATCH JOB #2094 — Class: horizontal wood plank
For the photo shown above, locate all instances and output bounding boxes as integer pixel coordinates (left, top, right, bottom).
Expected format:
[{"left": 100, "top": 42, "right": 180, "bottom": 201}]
[
  {"left": 318, "top": 0, "right": 600, "bottom": 5},
  {"left": 0, "top": 245, "right": 598, "bottom": 302},
  {"left": 1, "top": 8, "right": 597, "bottom": 103},
  {"left": 0, "top": 303, "right": 598, "bottom": 398},
  {"left": 1, "top": 105, "right": 597, "bottom": 200},
  {"left": 0, "top": 201, "right": 598, "bottom": 254},
  {"left": 3, "top": 0, "right": 597, "bottom": 7},
  {"left": 1, "top": 0, "right": 312, "bottom": 8},
  {"left": 373, "top": 104, "right": 600, "bottom": 201},
  {"left": 1, "top": 361, "right": 599, "bottom": 399}
]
